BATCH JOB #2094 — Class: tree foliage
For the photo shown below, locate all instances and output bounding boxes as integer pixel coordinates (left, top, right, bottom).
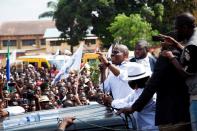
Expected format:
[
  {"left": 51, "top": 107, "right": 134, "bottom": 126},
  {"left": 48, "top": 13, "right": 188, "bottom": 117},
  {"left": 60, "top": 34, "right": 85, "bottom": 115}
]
[
  {"left": 149, "top": 0, "right": 197, "bottom": 32},
  {"left": 108, "top": 14, "right": 158, "bottom": 49},
  {"left": 89, "top": 60, "right": 100, "bottom": 85},
  {"left": 54, "top": 0, "right": 93, "bottom": 52},
  {"left": 91, "top": 0, "right": 116, "bottom": 48},
  {"left": 39, "top": 1, "right": 58, "bottom": 19},
  {"left": 91, "top": 0, "right": 164, "bottom": 48},
  {"left": 43, "top": 0, "right": 196, "bottom": 50}
]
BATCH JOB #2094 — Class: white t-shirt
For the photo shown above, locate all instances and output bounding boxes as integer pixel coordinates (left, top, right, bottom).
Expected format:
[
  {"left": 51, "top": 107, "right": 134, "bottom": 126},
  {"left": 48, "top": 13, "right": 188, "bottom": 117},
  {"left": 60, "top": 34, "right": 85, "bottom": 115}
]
[
  {"left": 4, "top": 106, "right": 25, "bottom": 116},
  {"left": 112, "top": 88, "right": 158, "bottom": 130},
  {"left": 100, "top": 61, "right": 134, "bottom": 100},
  {"left": 135, "top": 55, "right": 152, "bottom": 76}
]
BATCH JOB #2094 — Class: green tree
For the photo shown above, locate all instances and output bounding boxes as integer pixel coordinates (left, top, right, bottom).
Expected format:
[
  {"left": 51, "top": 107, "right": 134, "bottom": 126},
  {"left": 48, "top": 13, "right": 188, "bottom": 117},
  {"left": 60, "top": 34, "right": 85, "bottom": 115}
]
[
  {"left": 47, "top": 0, "right": 164, "bottom": 49},
  {"left": 40, "top": 0, "right": 196, "bottom": 50},
  {"left": 91, "top": 0, "right": 163, "bottom": 48},
  {"left": 54, "top": 0, "right": 93, "bottom": 53},
  {"left": 89, "top": 60, "right": 100, "bottom": 85},
  {"left": 98, "top": 0, "right": 164, "bottom": 47},
  {"left": 108, "top": 14, "right": 158, "bottom": 49},
  {"left": 91, "top": 0, "right": 116, "bottom": 48},
  {"left": 161, "top": 0, "right": 196, "bottom": 32},
  {"left": 113, "top": 0, "right": 164, "bottom": 30},
  {"left": 53, "top": 0, "right": 117, "bottom": 50},
  {"left": 148, "top": 0, "right": 196, "bottom": 32},
  {"left": 140, "top": 3, "right": 164, "bottom": 31},
  {"left": 39, "top": 0, "right": 58, "bottom": 19}
]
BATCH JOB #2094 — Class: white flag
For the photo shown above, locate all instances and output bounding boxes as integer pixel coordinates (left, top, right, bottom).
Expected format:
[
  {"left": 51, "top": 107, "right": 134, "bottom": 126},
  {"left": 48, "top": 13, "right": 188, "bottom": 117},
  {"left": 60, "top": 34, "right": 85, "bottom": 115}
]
[
  {"left": 106, "top": 45, "right": 113, "bottom": 60},
  {"left": 52, "top": 44, "right": 84, "bottom": 85},
  {"left": 53, "top": 49, "right": 60, "bottom": 59},
  {"left": 55, "top": 48, "right": 60, "bottom": 55},
  {"left": 10, "top": 50, "right": 16, "bottom": 65}
]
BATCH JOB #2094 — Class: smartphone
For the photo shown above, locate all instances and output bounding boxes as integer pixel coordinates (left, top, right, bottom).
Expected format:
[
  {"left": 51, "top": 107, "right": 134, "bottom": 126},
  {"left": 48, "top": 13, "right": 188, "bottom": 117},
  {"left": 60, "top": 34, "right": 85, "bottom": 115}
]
[
  {"left": 8, "top": 82, "right": 16, "bottom": 87},
  {"left": 152, "top": 35, "right": 164, "bottom": 42}
]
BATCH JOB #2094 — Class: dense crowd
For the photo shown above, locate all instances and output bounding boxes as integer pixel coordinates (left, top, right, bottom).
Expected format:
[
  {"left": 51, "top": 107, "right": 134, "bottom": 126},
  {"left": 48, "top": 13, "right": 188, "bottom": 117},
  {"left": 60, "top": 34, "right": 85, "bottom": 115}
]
[{"left": 0, "top": 63, "right": 104, "bottom": 115}]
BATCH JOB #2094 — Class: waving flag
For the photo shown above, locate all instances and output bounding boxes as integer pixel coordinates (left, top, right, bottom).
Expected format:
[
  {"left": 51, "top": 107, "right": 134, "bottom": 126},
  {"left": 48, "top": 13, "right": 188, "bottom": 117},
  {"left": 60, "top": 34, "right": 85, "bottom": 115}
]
[
  {"left": 55, "top": 48, "right": 60, "bottom": 55},
  {"left": 106, "top": 44, "right": 113, "bottom": 60},
  {"left": 10, "top": 50, "right": 16, "bottom": 65},
  {"left": 52, "top": 43, "right": 84, "bottom": 85},
  {"left": 6, "top": 46, "right": 10, "bottom": 81},
  {"left": 52, "top": 48, "right": 60, "bottom": 59}
]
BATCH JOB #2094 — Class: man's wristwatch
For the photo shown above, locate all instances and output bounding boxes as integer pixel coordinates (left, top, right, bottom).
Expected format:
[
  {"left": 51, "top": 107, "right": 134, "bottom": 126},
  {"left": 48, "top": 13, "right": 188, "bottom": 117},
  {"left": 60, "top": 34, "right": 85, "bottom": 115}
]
[{"left": 105, "top": 62, "right": 111, "bottom": 67}]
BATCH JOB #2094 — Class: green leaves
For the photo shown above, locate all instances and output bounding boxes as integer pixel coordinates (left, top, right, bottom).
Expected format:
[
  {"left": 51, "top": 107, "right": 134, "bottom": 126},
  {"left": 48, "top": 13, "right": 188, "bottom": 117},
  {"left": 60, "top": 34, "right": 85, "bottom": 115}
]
[
  {"left": 108, "top": 14, "right": 158, "bottom": 49},
  {"left": 43, "top": 0, "right": 196, "bottom": 51},
  {"left": 89, "top": 60, "right": 100, "bottom": 85},
  {"left": 54, "top": 0, "right": 93, "bottom": 52}
]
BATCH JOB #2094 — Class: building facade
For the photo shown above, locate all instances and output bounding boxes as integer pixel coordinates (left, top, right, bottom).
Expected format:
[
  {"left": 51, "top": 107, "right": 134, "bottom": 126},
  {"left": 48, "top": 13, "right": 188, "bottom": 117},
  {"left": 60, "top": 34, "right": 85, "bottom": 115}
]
[{"left": 0, "top": 20, "right": 100, "bottom": 66}]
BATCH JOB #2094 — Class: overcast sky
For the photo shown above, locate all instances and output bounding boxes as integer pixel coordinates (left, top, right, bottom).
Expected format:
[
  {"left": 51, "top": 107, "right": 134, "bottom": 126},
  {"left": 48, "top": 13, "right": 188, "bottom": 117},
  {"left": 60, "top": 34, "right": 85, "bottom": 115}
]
[{"left": 0, "top": 0, "right": 55, "bottom": 23}]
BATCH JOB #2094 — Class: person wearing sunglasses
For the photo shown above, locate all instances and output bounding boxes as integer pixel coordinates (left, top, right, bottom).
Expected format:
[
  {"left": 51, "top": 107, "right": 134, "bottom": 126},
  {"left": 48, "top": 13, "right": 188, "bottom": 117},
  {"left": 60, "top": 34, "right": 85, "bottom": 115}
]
[{"left": 97, "top": 44, "right": 134, "bottom": 105}]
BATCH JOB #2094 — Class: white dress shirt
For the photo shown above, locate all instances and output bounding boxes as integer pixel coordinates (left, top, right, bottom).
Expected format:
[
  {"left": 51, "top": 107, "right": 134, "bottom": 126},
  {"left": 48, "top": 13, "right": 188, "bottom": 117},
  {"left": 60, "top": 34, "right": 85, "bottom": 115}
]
[
  {"left": 136, "top": 55, "right": 152, "bottom": 75},
  {"left": 100, "top": 61, "right": 134, "bottom": 100},
  {"left": 112, "top": 88, "right": 158, "bottom": 130}
]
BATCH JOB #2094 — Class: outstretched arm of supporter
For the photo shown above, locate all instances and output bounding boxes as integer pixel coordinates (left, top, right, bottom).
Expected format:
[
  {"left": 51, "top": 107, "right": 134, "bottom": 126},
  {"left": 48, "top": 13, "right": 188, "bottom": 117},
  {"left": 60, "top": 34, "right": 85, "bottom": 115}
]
[
  {"left": 57, "top": 117, "right": 75, "bottom": 131},
  {"left": 131, "top": 83, "right": 157, "bottom": 112},
  {"left": 14, "top": 82, "right": 22, "bottom": 97},
  {"left": 34, "top": 94, "right": 41, "bottom": 111},
  {"left": 73, "top": 95, "right": 82, "bottom": 106}
]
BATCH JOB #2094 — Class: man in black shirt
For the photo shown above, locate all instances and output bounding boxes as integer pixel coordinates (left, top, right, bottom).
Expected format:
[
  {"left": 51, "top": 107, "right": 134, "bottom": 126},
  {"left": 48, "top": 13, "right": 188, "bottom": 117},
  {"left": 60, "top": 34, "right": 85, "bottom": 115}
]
[{"left": 159, "top": 12, "right": 197, "bottom": 131}]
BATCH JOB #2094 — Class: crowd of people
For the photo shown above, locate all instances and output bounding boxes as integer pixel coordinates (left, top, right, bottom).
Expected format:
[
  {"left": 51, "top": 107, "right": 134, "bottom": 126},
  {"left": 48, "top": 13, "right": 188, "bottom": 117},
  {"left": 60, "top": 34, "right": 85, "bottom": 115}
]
[
  {"left": 0, "top": 12, "right": 197, "bottom": 131},
  {"left": 0, "top": 62, "right": 104, "bottom": 117}
]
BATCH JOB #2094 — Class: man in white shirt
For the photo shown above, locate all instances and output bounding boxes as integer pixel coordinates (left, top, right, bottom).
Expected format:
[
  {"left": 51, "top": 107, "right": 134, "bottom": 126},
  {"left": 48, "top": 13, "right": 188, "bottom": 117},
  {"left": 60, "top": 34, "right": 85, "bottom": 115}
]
[
  {"left": 0, "top": 99, "right": 25, "bottom": 117},
  {"left": 130, "top": 40, "right": 156, "bottom": 74},
  {"left": 112, "top": 63, "right": 158, "bottom": 130},
  {"left": 1, "top": 106, "right": 25, "bottom": 117},
  {"left": 97, "top": 44, "right": 133, "bottom": 101}
]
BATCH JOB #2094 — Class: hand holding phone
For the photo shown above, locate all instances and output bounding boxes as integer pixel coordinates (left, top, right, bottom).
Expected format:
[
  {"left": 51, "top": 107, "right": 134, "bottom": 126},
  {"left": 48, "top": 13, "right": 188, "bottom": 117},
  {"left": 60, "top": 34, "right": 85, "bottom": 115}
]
[{"left": 8, "top": 82, "right": 16, "bottom": 87}]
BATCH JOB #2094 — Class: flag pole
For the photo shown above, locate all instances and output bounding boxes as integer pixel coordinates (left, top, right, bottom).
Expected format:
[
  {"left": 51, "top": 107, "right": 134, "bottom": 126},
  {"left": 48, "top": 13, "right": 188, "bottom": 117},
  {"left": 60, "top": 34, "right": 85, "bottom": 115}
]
[
  {"left": 6, "top": 40, "right": 10, "bottom": 81},
  {"left": 6, "top": 40, "right": 11, "bottom": 93}
]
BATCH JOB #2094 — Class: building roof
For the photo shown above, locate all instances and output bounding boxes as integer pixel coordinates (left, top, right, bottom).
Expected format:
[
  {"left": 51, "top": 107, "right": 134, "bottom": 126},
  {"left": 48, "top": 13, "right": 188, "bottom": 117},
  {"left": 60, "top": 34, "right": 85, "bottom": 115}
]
[
  {"left": 44, "top": 28, "right": 61, "bottom": 38},
  {"left": 0, "top": 20, "right": 55, "bottom": 36},
  {"left": 44, "top": 27, "right": 98, "bottom": 39}
]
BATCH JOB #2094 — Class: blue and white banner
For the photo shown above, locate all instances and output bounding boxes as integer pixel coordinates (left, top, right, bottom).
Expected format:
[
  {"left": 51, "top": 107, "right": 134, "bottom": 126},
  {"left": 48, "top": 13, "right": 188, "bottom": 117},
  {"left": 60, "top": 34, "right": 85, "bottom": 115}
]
[{"left": 52, "top": 43, "right": 84, "bottom": 85}]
